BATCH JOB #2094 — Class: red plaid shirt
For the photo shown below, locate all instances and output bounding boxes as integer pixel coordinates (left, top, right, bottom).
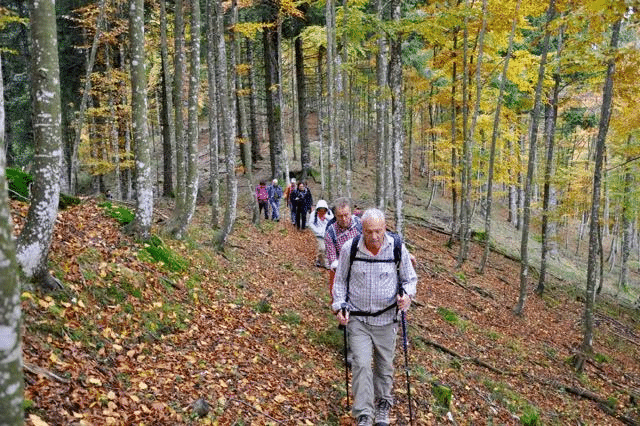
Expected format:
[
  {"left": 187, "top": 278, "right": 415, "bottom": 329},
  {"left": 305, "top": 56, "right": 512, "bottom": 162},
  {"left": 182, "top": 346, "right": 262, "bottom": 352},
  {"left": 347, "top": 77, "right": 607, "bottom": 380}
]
[{"left": 324, "top": 216, "right": 362, "bottom": 269}]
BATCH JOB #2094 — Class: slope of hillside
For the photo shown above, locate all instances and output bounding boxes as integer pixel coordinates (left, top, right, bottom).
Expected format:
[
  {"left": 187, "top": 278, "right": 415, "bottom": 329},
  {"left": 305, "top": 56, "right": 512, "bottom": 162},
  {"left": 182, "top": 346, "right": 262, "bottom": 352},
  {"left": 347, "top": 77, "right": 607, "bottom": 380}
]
[{"left": 13, "top": 189, "right": 640, "bottom": 425}]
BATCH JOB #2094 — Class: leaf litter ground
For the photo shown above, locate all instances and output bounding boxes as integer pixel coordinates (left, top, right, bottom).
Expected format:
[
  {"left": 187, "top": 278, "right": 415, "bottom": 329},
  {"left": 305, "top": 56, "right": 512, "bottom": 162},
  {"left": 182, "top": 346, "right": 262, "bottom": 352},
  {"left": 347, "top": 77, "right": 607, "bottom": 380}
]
[{"left": 13, "top": 198, "right": 640, "bottom": 425}]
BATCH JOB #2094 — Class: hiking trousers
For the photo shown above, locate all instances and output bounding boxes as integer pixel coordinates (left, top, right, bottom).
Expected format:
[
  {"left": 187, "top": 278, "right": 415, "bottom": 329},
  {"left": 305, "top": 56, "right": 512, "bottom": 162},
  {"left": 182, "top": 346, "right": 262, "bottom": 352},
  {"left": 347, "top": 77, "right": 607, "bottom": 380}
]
[
  {"left": 270, "top": 199, "right": 280, "bottom": 220},
  {"left": 258, "top": 200, "right": 269, "bottom": 219},
  {"left": 347, "top": 318, "right": 396, "bottom": 420}
]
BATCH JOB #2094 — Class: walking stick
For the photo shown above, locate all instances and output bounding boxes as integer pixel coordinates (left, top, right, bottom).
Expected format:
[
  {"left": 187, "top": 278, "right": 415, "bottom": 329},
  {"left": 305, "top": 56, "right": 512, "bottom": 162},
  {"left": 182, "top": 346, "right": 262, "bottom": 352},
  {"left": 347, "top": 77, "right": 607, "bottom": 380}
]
[
  {"left": 340, "top": 306, "right": 349, "bottom": 409},
  {"left": 399, "top": 287, "right": 414, "bottom": 425}
]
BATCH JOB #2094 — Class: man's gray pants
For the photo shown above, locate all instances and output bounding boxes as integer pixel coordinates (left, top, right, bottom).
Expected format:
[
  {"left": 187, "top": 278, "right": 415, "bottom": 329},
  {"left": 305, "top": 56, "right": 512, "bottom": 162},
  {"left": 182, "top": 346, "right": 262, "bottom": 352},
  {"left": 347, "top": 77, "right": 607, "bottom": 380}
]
[{"left": 347, "top": 318, "right": 397, "bottom": 419}]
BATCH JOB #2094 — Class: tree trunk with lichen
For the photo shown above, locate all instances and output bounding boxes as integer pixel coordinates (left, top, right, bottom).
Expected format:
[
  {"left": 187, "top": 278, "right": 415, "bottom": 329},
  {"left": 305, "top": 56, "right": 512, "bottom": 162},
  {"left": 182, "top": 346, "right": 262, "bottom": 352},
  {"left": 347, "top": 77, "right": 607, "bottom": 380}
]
[
  {"left": 0, "top": 49, "right": 24, "bottom": 426},
  {"left": 126, "top": 0, "right": 153, "bottom": 240},
  {"left": 16, "top": 0, "right": 63, "bottom": 291}
]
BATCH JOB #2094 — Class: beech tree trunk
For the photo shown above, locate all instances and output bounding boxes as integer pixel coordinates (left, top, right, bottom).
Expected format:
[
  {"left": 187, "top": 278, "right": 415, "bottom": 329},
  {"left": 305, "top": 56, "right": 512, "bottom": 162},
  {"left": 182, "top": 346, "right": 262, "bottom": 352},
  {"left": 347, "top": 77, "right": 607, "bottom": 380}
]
[
  {"left": 375, "top": 0, "right": 387, "bottom": 209},
  {"left": 160, "top": 0, "right": 174, "bottom": 197},
  {"left": 479, "top": 0, "right": 520, "bottom": 273},
  {"left": 296, "top": 37, "right": 311, "bottom": 181},
  {"left": 514, "top": 0, "right": 554, "bottom": 316},
  {"left": 389, "top": 0, "right": 404, "bottom": 236},
  {"left": 448, "top": 29, "right": 459, "bottom": 246},
  {"left": 456, "top": 0, "right": 473, "bottom": 267},
  {"left": 16, "top": 0, "right": 63, "bottom": 290},
  {"left": 619, "top": 146, "right": 633, "bottom": 292},
  {"left": 214, "top": 0, "right": 237, "bottom": 247},
  {"left": 263, "top": 27, "right": 283, "bottom": 182},
  {"left": 0, "top": 49, "right": 24, "bottom": 426},
  {"left": 173, "top": 0, "right": 200, "bottom": 239},
  {"left": 325, "top": 0, "right": 337, "bottom": 199},
  {"left": 246, "top": 39, "right": 261, "bottom": 165},
  {"left": 576, "top": 18, "right": 621, "bottom": 371},
  {"left": 206, "top": 0, "right": 220, "bottom": 227},
  {"left": 537, "top": 23, "right": 564, "bottom": 294},
  {"left": 172, "top": 0, "right": 186, "bottom": 223},
  {"left": 127, "top": 0, "right": 153, "bottom": 240}
]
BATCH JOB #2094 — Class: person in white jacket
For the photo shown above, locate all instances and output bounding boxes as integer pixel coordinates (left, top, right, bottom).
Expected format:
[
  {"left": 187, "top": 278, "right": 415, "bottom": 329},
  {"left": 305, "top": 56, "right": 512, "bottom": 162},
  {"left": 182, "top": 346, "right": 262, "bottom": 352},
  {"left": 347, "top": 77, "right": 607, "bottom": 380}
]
[{"left": 308, "top": 200, "right": 334, "bottom": 268}]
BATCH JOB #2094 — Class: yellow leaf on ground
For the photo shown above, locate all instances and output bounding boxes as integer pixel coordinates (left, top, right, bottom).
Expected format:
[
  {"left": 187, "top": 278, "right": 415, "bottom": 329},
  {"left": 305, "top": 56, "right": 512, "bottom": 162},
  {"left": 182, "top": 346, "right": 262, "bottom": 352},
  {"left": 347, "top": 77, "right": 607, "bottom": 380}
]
[
  {"left": 274, "top": 394, "right": 286, "bottom": 403},
  {"left": 29, "top": 414, "right": 49, "bottom": 426}
]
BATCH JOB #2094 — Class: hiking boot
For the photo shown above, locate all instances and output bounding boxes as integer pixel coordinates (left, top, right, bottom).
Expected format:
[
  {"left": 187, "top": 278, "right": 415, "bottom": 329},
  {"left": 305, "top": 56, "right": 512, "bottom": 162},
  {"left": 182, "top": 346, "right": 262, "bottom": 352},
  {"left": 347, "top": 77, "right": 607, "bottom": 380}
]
[
  {"left": 374, "top": 399, "right": 391, "bottom": 426},
  {"left": 357, "top": 415, "right": 373, "bottom": 426}
]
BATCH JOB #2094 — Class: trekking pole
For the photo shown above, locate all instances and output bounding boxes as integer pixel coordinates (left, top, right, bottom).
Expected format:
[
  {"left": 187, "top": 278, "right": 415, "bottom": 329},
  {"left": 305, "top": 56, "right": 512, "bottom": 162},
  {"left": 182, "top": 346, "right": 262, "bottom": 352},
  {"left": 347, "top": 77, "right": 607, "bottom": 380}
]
[
  {"left": 340, "top": 306, "right": 349, "bottom": 409},
  {"left": 399, "top": 287, "right": 414, "bottom": 425}
]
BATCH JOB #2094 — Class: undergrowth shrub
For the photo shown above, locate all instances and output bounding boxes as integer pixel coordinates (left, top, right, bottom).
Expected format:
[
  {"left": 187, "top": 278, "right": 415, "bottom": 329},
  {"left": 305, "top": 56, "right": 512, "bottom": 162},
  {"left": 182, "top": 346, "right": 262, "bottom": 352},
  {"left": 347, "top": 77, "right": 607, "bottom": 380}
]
[
  {"left": 99, "top": 201, "right": 135, "bottom": 225},
  {"left": 140, "top": 235, "right": 188, "bottom": 272}
]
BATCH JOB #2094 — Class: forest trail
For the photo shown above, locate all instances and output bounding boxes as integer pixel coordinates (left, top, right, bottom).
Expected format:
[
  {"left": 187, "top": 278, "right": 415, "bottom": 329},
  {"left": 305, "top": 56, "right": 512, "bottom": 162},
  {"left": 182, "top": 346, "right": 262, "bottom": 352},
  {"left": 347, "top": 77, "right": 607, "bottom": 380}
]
[{"left": 14, "top": 176, "right": 640, "bottom": 425}]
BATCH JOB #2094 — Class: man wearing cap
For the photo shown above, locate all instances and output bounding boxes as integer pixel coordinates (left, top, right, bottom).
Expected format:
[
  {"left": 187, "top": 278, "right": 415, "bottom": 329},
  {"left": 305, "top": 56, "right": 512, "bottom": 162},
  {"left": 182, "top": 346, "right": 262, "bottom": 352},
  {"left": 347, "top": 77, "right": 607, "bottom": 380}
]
[{"left": 267, "top": 179, "right": 283, "bottom": 221}]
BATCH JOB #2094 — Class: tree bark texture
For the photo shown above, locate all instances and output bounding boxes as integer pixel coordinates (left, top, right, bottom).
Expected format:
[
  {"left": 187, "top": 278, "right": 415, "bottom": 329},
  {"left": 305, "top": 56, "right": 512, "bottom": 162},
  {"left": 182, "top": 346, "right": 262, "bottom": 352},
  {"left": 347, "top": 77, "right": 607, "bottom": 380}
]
[
  {"left": 514, "top": 0, "right": 554, "bottom": 316},
  {"left": 263, "top": 27, "right": 283, "bottom": 182},
  {"left": 0, "top": 49, "right": 24, "bottom": 426},
  {"left": 296, "top": 37, "right": 311, "bottom": 181},
  {"left": 173, "top": 0, "right": 200, "bottom": 239},
  {"left": 578, "top": 18, "right": 621, "bottom": 366},
  {"left": 214, "top": 0, "right": 237, "bottom": 247},
  {"left": 160, "top": 0, "right": 174, "bottom": 198},
  {"left": 206, "top": 0, "right": 220, "bottom": 227},
  {"left": 375, "top": 0, "right": 387, "bottom": 210},
  {"left": 17, "top": 0, "right": 63, "bottom": 290},
  {"left": 389, "top": 0, "right": 404, "bottom": 237},
  {"left": 172, "top": 0, "right": 186, "bottom": 220},
  {"left": 537, "top": 22, "right": 564, "bottom": 294},
  {"left": 127, "top": 0, "right": 153, "bottom": 240},
  {"left": 325, "top": 0, "right": 337, "bottom": 200},
  {"left": 479, "top": 0, "right": 520, "bottom": 273}
]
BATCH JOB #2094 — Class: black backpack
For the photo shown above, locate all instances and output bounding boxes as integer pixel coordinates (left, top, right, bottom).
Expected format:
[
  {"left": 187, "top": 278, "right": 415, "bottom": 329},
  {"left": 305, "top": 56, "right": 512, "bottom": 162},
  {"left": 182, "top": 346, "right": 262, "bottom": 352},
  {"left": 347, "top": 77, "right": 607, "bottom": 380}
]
[{"left": 344, "top": 232, "right": 404, "bottom": 318}]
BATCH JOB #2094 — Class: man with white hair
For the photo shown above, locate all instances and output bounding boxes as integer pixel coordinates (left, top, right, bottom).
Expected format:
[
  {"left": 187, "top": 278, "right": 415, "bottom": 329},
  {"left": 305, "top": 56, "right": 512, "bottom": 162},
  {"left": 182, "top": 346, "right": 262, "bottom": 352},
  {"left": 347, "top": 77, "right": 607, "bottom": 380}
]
[
  {"left": 333, "top": 208, "right": 418, "bottom": 426},
  {"left": 267, "top": 178, "right": 283, "bottom": 221}
]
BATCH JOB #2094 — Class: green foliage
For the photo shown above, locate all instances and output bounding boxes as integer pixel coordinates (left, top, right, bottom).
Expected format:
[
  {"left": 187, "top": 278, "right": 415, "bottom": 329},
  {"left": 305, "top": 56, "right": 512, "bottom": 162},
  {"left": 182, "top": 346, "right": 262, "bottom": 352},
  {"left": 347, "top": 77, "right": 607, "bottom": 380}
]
[
  {"left": 594, "top": 352, "right": 610, "bottom": 363},
  {"left": 6, "top": 167, "right": 32, "bottom": 201},
  {"left": 59, "top": 193, "right": 81, "bottom": 209},
  {"left": 520, "top": 405, "right": 541, "bottom": 426},
  {"left": 279, "top": 311, "right": 301, "bottom": 325},
  {"left": 98, "top": 201, "right": 135, "bottom": 225},
  {"left": 432, "top": 382, "right": 452, "bottom": 408},
  {"left": 22, "top": 398, "right": 34, "bottom": 412},
  {"left": 308, "top": 326, "right": 343, "bottom": 351},
  {"left": 437, "top": 307, "right": 459, "bottom": 324},
  {"left": 140, "top": 235, "right": 188, "bottom": 272},
  {"left": 255, "top": 299, "right": 272, "bottom": 314},
  {"left": 561, "top": 107, "right": 598, "bottom": 135}
]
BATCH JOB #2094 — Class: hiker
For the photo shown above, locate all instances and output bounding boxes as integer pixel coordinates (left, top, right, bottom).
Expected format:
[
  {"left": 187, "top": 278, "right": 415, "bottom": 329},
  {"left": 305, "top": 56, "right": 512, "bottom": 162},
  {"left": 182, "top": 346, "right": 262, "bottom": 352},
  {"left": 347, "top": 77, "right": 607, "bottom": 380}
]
[
  {"left": 291, "top": 181, "right": 313, "bottom": 230},
  {"left": 308, "top": 200, "right": 334, "bottom": 268},
  {"left": 255, "top": 180, "right": 269, "bottom": 220},
  {"left": 267, "top": 179, "right": 283, "bottom": 221},
  {"left": 333, "top": 208, "right": 418, "bottom": 426},
  {"left": 284, "top": 178, "right": 297, "bottom": 224},
  {"left": 325, "top": 198, "right": 362, "bottom": 304}
]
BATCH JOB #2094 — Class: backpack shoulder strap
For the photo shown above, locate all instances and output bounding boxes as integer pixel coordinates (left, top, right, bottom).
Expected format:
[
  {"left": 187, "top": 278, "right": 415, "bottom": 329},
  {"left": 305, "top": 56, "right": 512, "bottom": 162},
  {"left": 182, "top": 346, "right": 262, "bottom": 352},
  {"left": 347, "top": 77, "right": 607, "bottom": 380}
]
[
  {"left": 345, "top": 234, "right": 361, "bottom": 304},
  {"left": 390, "top": 232, "right": 402, "bottom": 265}
]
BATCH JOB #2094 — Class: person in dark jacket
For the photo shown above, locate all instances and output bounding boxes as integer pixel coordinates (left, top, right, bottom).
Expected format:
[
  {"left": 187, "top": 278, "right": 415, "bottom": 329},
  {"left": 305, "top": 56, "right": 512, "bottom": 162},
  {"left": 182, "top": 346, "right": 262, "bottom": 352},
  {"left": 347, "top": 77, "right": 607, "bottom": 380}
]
[
  {"left": 291, "top": 182, "right": 313, "bottom": 230},
  {"left": 267, "top": 179, "right": 283, "bottom": 221}
]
